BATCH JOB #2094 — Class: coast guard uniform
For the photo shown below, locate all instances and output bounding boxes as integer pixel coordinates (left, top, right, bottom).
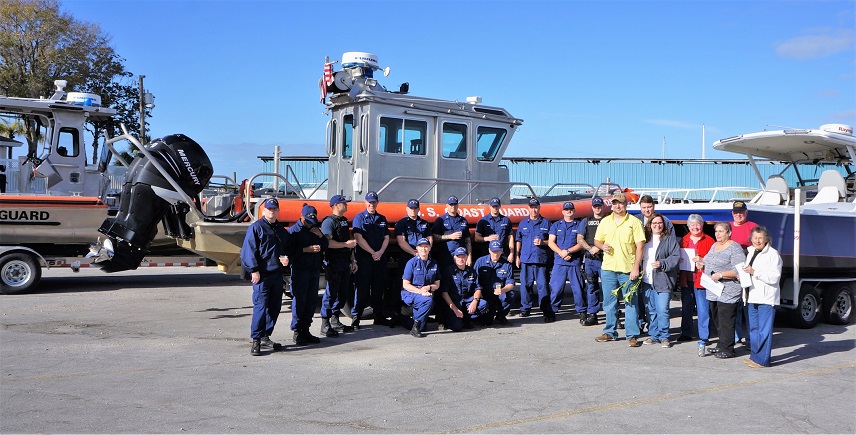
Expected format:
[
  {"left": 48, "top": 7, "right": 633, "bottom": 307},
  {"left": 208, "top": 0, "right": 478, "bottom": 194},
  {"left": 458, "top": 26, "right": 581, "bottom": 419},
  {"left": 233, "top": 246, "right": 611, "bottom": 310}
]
[
  {"left": 474, "top": 252, "right": 516, "bottom": 322},
  {"left": 401, "top": 254, "right": 440, "bottom": 332},
  {"left": 240, "top": 213, "right": 290, "bottom": 341},
  {"left": 442, "top": 259, "right": 489, "bottom": 331},
  {"left": 352, "top": 196, "right": 389, "bottom": 320},
  {"left": 432, "top": 198, "right": 470, "bottom": 268},
  {"left": 516, "top": 210, "right": 551, "bottom": 314},
  {"left": 548, "top": 216, "right": 586, "bottom": 317},
  {"left": 288, "top": 215, "right": 327, "bottom": 335}
]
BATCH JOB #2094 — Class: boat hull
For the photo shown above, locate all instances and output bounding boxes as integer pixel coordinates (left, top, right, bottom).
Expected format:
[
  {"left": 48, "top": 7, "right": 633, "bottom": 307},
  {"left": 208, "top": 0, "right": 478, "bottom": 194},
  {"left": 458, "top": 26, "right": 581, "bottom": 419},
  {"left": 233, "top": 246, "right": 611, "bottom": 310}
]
[{"left": 748, "top": 204, "right": 856, "bottom": 276}]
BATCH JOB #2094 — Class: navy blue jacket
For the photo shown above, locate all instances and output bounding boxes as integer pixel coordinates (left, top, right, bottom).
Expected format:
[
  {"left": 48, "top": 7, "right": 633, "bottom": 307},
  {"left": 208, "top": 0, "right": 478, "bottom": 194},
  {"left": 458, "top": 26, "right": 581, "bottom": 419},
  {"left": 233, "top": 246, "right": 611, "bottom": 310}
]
[
  {"left": 240, "top": 218, "right": 290, "bottom": 276},
  {"left": 288, "top": 219, "right": 328, "bottom": 272}
]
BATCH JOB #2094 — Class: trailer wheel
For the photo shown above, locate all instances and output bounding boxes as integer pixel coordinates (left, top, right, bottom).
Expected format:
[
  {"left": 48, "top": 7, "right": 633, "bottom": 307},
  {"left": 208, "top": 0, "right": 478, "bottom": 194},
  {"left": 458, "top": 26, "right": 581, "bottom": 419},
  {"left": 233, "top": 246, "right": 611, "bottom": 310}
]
[
  {"left": 788, "top": 284, "right": 821, "bottom": 329},
  {"left": 0, "top": 252, "right": 42, "bottom": 295},
  {"left": 821, "top": 283, "right": 855, "bottom": 325}
]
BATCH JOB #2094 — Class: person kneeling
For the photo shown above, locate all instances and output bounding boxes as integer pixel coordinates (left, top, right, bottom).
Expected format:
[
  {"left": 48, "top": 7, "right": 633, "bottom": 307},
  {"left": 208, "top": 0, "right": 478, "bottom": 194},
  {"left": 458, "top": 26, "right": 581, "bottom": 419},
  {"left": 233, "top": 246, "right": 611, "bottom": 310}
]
[
  {"left": 401, "top": 238, "right": 442, "bottom": 337},
  {"left": 442, "top": 247, "right": 490, "bottom": 331}
]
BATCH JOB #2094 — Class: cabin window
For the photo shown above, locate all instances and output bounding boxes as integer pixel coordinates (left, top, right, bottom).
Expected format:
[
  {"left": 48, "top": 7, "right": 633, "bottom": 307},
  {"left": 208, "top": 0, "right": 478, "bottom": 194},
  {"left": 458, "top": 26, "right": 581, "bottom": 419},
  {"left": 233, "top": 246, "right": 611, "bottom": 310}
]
[
  {"left": 57, "top": 127, "right": 79, "bottom": 158},
  {"left": 442, "top": 123, "right": 467, "bottom": 159},
  {"left": 379, "top": 117, "right": 427, "bottom": 156},
  {"left": 476, "top": 126, "right": 506, "bottom": 161},
  {"left": 342, "top": 115, "right": 353, "bottom": 158},
  {"left": 329, "top": 120, "right": 337, "bottom": 156}
]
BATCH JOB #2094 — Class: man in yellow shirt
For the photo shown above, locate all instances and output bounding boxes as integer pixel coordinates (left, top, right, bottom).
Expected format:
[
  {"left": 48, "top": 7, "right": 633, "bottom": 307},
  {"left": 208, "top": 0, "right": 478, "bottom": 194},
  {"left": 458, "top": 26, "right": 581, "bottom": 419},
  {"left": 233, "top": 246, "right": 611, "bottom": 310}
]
[{"left": 593, "top": 192, "right": 646, "bottom": 347}]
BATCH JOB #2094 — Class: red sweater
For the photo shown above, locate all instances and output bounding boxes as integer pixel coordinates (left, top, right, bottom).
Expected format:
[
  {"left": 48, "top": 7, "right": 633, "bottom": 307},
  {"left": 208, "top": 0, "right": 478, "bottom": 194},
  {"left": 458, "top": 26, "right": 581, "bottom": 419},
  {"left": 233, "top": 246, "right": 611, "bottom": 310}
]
[{"left": 681, "top": 233, "right": 715, "bottom": 289}]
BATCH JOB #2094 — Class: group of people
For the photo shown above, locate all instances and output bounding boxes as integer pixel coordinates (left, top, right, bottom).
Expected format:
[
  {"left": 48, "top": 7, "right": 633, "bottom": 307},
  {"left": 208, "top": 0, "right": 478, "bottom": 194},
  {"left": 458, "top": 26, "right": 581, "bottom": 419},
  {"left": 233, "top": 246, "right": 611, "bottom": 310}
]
[{"left": 239, "top": 192, "right": 782, "bottom": 368}]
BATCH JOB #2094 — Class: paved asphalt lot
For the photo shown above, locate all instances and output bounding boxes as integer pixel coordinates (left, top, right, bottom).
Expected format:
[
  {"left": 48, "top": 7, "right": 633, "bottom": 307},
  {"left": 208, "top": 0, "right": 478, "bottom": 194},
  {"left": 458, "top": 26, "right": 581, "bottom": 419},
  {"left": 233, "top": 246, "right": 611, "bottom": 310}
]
[{"left": 1, "top": 267, "right": 854, "bottom": 434}]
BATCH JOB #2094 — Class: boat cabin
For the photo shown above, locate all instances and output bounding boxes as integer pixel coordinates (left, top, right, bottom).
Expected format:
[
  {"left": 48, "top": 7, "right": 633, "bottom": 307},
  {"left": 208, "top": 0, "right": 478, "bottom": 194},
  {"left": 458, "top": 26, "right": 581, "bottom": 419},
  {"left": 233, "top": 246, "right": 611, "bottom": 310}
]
[
  {"left": 323, "top": 52, "right": 524, "bottom": 204},
  {"left": 0, "top": 80, "right": 116, "bottom": 197}
]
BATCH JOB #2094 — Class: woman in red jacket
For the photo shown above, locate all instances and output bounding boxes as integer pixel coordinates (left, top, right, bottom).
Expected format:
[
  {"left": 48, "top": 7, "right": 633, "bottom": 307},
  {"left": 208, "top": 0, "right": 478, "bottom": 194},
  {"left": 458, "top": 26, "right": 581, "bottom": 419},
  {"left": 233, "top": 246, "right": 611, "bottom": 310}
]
[{"left": 678, "top": 214, "right": 715, "bottom": 343}]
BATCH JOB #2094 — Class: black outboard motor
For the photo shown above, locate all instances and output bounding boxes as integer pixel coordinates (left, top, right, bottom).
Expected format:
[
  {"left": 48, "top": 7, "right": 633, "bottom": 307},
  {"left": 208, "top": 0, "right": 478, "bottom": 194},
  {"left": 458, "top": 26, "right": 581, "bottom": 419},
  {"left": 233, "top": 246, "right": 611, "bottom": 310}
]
[{"left": 92, "top": 134, "right": 213, "bottom": 272}]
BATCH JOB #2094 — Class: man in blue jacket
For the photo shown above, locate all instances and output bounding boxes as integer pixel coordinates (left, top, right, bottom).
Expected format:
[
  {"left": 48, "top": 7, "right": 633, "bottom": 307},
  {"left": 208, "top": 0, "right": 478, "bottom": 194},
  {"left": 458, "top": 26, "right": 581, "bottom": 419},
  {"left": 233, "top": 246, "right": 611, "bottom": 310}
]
[
  {"left": 288, "top": 204, "right": 328, "bottom": 345},
  {"left": 240, "top": 198, "right": 290, "bottom": 356}
]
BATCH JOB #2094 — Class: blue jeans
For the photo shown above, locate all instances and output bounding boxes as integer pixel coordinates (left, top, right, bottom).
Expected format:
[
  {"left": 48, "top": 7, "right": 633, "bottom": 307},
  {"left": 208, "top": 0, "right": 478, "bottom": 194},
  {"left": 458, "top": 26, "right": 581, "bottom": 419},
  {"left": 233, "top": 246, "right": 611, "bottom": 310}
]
[
  {"left": 520, "top": 263, "right": 547, "bottom": 311},
  {"left": 601, "top": 270, "right": 640, "bottom": 339},
  {"left": 644, "top": 283, "right": 672, "bottom": 342},
  {"left": 735, "top": 299, "right": 747, "bottom": 342},
  {"left": 694, "top": 288, "right": 712, "bottom": 342},
  {"left": 748, "top": 303, "right": 776, "bottom": 366},
  {"left": 679, "top": 285, "right": 696, "bottom": 337}
]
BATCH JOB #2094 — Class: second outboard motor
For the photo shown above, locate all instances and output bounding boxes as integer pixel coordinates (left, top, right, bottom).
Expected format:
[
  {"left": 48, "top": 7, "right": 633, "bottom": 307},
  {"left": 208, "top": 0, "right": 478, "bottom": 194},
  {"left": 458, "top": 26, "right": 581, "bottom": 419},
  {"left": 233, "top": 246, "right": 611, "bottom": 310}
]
[{"left": 91, "top": 134, "right": 213, "bottom": 272}]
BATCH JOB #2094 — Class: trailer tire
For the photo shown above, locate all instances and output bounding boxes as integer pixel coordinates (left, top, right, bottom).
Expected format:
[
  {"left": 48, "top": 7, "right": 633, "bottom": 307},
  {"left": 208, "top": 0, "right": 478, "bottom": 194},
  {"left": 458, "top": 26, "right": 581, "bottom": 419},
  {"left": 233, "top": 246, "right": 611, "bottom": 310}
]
[
  {"left": 788, "top": 284, "right": 821, "bottom": 329},
  {"left": 821, "top": 283, "right": 855, "bottom": 325},
  {"left": 0, "top": 252, "right": 42, "bottom": 295}
]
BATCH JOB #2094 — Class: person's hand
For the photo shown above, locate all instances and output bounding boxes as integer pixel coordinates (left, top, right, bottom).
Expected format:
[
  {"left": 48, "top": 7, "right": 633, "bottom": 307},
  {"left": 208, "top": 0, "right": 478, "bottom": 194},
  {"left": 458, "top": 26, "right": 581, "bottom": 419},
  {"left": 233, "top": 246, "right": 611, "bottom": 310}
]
[
  {"left": 372, "top": 251, "right": 383, "bottom": 261},
  {"left": 420, "top": 286, "right": 432, "bottom": 296},
  {"left": 743, "top": 265, "right": 754, "bottom": 275},
  {"left": 251, "top": 271, "right": 260, "bottom": 285},
  {"left": 453, "top": 307, "right": 464, "bottom": 318},
  {"left": 310, "top": 227, "right": 323, "bottom": 238},
  {"left": 350, "top": 260, "right": 358, "bottom": 273},
  {"left": 344, "top": 239, "right": 357, "bottom": 249},
  {"left": 602, "top": 243, "right": 612, "bottom": 255},
  {"left": 487, "top": 234, "right": 499, "bottom": 241},
  {"left": 507, "top": 253, "right": 516, "bottom": 264},
  {"left": 652, "top": 260, "right": 661, "bottom": 269},
  {"left": 468, "top": 300, "right": 478, "bottom": 314},
  {"left": 589, "top": 246, "right": 600, "bottom": 255},
  {"left": 449, "top": 231, "right": 462, "bottom": 240},
  {"left": 629, "top": 269, "right": 640, "bottom": 281}
]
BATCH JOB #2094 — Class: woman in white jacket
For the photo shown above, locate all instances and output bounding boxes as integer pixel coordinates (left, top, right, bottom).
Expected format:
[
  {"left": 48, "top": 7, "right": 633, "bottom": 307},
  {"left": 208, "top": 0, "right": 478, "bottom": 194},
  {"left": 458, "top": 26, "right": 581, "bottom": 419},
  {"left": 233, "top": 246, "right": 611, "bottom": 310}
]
[{"left": 741, "top": 226, "right": 782, "bottom": 368}]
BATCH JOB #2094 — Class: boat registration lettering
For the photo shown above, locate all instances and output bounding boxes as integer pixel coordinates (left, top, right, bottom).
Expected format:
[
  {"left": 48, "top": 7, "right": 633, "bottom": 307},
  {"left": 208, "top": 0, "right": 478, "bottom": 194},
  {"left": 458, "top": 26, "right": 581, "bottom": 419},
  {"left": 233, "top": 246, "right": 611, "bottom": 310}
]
[{"left": 0, "top": 210, "right": 51, "bottom": 221}]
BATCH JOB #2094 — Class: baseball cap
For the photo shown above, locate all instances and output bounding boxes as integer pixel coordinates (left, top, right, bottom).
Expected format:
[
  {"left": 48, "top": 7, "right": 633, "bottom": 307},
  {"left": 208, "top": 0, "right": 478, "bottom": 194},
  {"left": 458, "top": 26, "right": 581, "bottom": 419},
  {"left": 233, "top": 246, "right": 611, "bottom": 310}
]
[
  {"left": 732, "top": 201, "right": 747, "bottom": 212},
  {"left": 528, "top": 198, "right": 541, "bottom": 207},
  {"left": 263, "top": 198, "right": 279, "bottom": 209},
  {"left": 592, "top": 197, "right": 604, "bottom": 207},
  {"left": 407, "top": 198, "right": 420, "bottom": 208},
  {"left": 329, "top": 194, "right": 350, "bottom": 207},
  {"left": 416, "top": 237, "right": 431, "bottom": 246},
  {"left": 611, "top": 192, "right": 627, "bottom": 203},
  {"left": 453, "top": 246, "right": 468, "bottom": 256},
  {"left": 301, "top": 204, "right": 319, "bottom": 225},
  {"left": 447, "top": 195, "right": 459, "bottom": 205},
  {"left": 563, "top": 201, "right": 575, "bottom": 210},
  {"left": 489, "top": 197, "right": 501, "bottom": 207},
  {"left": 489, "top": 240, "right": 503, "bottom": 252},
  {"left": 365, "top": 191, "right": 379, "bottom": 202}
]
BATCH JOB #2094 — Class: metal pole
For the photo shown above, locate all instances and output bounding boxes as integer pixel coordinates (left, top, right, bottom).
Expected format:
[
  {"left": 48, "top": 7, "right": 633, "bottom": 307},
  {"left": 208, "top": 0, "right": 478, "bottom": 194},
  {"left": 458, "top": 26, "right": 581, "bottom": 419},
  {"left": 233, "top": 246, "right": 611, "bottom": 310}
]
[
  {"left": 138, "top": 75, "right": 146, "bottom": 144},
  {"left": 702, "top": 124, "right": 706, "bottom": 160}
]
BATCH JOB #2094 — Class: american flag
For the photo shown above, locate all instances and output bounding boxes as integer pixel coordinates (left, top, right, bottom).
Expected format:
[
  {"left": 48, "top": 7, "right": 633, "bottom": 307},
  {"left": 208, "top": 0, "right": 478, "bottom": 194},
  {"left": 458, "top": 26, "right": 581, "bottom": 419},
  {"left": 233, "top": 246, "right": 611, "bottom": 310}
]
[{"left": 320, "top": 62, "right": 334, "bottom": 103}]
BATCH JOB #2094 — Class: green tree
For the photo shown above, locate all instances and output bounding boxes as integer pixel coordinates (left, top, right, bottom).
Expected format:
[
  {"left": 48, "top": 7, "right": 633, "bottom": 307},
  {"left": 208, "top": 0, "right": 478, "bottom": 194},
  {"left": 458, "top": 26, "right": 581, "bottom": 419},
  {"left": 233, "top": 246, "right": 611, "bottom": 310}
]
[{"left": 0, "top": 0, "right": 148, "bottom": 164}]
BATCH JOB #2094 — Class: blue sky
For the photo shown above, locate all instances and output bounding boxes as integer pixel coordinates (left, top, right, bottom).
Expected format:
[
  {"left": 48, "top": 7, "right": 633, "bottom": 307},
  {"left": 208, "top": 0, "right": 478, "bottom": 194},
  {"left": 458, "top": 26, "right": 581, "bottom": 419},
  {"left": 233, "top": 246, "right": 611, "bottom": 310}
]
[{"left": 60, "top": 0, "right": 855, "bottom": 181}]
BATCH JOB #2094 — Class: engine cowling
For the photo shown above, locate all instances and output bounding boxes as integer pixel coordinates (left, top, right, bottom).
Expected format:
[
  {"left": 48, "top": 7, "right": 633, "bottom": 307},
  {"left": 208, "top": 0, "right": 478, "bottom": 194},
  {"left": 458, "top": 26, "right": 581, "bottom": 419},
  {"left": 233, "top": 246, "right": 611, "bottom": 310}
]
[{"left": 92, "top": 134, "right": 213, "bottom": 272}]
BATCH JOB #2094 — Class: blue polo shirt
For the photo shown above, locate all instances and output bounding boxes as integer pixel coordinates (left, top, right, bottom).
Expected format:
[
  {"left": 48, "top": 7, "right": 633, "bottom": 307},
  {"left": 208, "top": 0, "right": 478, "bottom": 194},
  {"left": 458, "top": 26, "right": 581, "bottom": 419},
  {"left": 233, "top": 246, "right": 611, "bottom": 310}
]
[
  {"left": 402, "top": 255, "right": 440, "bottom": 287},
  {"left": 549, "top": 218, "right": 585, "bottom": 265},
  {"left": 394, "top": 216, "right": 432, "bottom": 249},
  {"left": 473, "top": 254, "right": 514, "bottom": 291},
  {"left": 443, "top": 264, "right": 478, "bottom": 300},
  {"left": 432, "top": 213, "right": 469, "bottom": 253},
  {"left": 353, "top": 210, "right": 389, "bottom": 254},
  {"left": 475, "top": 214, "right": 512, "bottom": 244},
  {"left": 516, "top": 216, "right": 551, "bottom": 264}
]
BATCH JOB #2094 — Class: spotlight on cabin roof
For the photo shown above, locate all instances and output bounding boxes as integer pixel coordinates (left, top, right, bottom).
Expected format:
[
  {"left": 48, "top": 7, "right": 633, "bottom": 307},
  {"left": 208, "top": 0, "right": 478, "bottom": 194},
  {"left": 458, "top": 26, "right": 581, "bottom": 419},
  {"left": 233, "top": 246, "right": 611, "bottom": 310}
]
[{"left": 466, "top": 96, "right": 482, "bottom": 105}]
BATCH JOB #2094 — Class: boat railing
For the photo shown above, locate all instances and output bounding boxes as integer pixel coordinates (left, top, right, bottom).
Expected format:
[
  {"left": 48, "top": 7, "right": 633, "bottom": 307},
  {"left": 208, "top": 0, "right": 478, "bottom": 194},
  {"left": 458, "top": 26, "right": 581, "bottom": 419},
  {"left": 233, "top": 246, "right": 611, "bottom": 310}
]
[
  {"left": 541, "top": 182, "right": 597, "bottom": 198},
  {"left": 628, "top": 186, "right": 761, "bottom": 204},
  {"left": 376, "top": 176, "right": 539, "bottom": 204}
]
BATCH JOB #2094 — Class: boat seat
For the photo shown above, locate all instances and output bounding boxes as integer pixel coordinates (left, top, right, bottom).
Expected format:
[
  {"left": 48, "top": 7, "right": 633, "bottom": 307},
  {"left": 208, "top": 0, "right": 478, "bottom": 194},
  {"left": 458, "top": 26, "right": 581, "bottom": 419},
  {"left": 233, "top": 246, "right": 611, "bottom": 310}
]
[
  {"left": 758, "top": 175, "right": 790, "bottom": 205},
  {"left": 808, "top": 170, "right": 846, "bottom": 204}
]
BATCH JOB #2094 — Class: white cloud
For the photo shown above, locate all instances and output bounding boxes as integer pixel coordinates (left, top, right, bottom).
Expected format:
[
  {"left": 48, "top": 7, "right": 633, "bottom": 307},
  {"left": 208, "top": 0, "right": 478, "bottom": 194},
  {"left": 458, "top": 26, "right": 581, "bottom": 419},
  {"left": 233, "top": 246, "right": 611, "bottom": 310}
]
[{"left": 776, "top": 29, "right": 854, "bottom": 60}]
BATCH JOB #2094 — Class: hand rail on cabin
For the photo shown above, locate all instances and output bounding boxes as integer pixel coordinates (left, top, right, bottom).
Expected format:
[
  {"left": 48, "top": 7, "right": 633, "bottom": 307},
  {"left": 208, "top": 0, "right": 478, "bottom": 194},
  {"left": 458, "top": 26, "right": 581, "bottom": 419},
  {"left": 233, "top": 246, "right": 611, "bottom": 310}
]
[{"left": 375, "top": 176, "right": 538, "bottom": 204}]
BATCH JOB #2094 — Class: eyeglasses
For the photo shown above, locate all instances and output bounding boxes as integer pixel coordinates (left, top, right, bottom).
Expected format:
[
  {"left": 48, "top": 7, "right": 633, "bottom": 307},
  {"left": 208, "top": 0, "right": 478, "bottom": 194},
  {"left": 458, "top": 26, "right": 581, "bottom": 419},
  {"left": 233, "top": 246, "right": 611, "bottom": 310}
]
[{"left": 651, "top": 222, "right": 664, "bottom": 225}]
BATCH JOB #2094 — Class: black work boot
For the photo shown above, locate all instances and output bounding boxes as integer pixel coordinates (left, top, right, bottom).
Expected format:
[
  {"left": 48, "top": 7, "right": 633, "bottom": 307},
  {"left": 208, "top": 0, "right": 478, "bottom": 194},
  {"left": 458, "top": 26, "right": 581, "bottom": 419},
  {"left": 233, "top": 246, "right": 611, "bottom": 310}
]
[
  {"left": 321, "top": 318, "right": 339, "bottom": 337},
  {"left": 330, "top": 314, "right": 354, "bottom": 332},
  {"left": 260, "top": 336, "right": 282, "bottom": 350},
  {"left": 251, "top": 339, "right": 261, "bottom": 356},
  {"left": 411, "top": 320, "right": 425, "bottom": 338},
  {"left": 351, "top": 315, "right": 361, "bottom": 330}
]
